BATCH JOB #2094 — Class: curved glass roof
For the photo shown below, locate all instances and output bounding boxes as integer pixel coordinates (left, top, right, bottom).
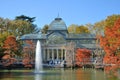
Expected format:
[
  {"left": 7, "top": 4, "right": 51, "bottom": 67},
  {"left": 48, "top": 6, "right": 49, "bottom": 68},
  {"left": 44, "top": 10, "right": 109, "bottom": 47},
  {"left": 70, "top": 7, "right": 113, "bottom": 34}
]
[
  {"left": 20, "top": 33, "right": 46, "bottom": 40},
  {"left": 67, "top": 33, "right": 95, "bottom": 38},
  {"left": 46, "top": 32, "right": 66, "bottom": 44},
  {"left": 48, "top": 17, "right": 67, "bottom": 30}
]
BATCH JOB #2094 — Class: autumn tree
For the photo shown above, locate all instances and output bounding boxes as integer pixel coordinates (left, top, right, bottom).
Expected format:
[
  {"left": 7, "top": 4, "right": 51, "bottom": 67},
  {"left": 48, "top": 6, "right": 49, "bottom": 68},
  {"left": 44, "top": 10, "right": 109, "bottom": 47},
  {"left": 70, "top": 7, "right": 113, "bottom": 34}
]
[
  {"left": 0, "top": 16, "right": 38, "bottom": 62},
  {"left": 99, "top": 17, "right": 120, "bottom": 75},
  {"left": 75, "top": 48, "right": 91, "bottom": 67},
  {"left": 0, "top": 15, "right": 38, "bottom": 38},
  {"left": 76, "top": 25, "right": 90, "bottom": 33},
  {"left": 105, "top": 14, "right": 120, "bottom": 28},
  {"left": 2, "top": 36, "right": 18, "bottom": 56},
  {"left": 1, "top": 36, "right": 18, "bottom": 67},
  {"left": 91, "top": 14, "right": 120, "bottom": 36},
  {"left": 68, "top": 24, "right": 90, "bottom": 34},
  {"left": 92, "top": 20, "right": 105, "bottom": 36},
  {"left": 0, "top": 16, "right": 38, "bottom": 50},
  {"left": 22, "top": 40, "right": 35, "bottom": 68},
  {"left": 41, "top": 24, "right": 49, "bottom": 34},
  {"left": 68, "top": 24, "right": 78, "bottom": 33}
]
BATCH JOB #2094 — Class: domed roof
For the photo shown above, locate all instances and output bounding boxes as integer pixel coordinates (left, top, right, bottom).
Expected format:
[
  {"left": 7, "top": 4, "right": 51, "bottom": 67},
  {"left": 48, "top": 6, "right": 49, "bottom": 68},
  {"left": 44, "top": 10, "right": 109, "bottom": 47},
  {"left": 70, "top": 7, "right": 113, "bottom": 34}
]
[{"left": 48, "top": 17, "right": 67, "bottom": 30}]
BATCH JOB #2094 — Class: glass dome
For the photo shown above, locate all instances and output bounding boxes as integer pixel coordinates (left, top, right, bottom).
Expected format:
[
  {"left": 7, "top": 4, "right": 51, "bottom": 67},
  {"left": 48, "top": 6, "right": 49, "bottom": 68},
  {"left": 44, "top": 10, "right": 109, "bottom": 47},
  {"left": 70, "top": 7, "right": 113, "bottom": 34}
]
[{"left": 48, "top": 17, "right": 67, "bottom": 30}]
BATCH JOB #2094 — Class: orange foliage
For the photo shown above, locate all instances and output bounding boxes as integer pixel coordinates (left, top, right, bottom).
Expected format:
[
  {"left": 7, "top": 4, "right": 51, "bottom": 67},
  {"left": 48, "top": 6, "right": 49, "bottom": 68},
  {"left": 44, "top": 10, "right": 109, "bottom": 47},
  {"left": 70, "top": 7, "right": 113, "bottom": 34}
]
[
  {"left": 2, "top": 54, "right": 16, "bottom": 66},
  {"left": 75, "top": 48, "right": 91, "bottom": 67},
  {"left": 22, "top": 40, "right": 35, "bottom": 68},
  {"left": 99, "top": 18, "right": 120, "bottom": 76},
  {"left": 23, "top": 40, "right": 35, "bottom": 53},
  {"left": 2, "top": 54, "right": 10, "bottom": 60},
  {"left": 3, "top": 36, "right": 18, "bottom": 52},
  {"left": 22, "top": 56, "right": 32, "bottom": 68},
  {"left": 1, "top": 36, "right": 18, "bottom": 67}
]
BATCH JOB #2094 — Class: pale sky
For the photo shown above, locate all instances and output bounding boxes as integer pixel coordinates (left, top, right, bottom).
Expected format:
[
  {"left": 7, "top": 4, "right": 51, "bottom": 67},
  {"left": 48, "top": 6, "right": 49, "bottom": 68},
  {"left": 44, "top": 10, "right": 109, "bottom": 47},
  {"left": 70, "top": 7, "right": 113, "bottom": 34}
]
[{"left": 0, "top": 0, "right": 120, "bottom": 28}]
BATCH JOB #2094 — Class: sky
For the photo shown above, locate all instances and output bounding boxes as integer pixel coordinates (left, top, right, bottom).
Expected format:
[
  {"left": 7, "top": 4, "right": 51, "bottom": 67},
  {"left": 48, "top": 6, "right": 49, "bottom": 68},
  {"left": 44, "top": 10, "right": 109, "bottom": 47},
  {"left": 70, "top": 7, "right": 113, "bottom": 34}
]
[{"left": 0, "top": 0, "right": 120, "bottom": 28}]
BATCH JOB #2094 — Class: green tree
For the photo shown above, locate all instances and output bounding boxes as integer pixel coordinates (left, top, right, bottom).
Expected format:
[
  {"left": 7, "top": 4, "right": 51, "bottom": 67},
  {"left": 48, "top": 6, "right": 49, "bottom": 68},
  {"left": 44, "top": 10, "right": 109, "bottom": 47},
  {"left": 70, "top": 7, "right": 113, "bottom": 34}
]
[
  {"left": 15, "top": 15, "right": 35, "bottom": 23},
  {"left": 41, "top": 24, "right": 49, "bottom": 34},
  {"left": 0, "top": 18, "right": 11, "bottom": 35},
  {"left": 85, "top": 23, "right": 94, "bottom": 34},
  {"left": 9, "top": 20, "right": 33, "bottom": 36},
  {"left": 0, "top": 32, "right": 11, "bottom": 47},
  {"left": 15, "top": 15, "right": 38, "bottom": 34},
  {"left": 105, "top": 14, "right": 120, "bottom": 28},
  {"left": 68, "top": 24, "right": 90, "bottom": 34},
  {"left": 92, "top": 14, "right": 120, "bottom": 36},
  {"left": 0, "top": 16, "right": 39, "bottom": 60},
  {"left": 68, "top": 24, "right": 78, "bottom": 33},
  {"left": 93, "top": 20, "right": 105, "bottom": 36},
  {"left": 76, "top": 25, "right": 90, "bottom": 34}
]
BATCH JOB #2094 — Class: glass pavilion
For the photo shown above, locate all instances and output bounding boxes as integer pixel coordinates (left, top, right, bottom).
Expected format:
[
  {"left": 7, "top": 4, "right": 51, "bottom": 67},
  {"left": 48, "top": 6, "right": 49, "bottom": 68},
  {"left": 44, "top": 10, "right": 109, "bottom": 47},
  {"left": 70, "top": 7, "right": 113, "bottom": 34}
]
[{"left": 20, "top": 17, "right": 97, "bottom": 65}]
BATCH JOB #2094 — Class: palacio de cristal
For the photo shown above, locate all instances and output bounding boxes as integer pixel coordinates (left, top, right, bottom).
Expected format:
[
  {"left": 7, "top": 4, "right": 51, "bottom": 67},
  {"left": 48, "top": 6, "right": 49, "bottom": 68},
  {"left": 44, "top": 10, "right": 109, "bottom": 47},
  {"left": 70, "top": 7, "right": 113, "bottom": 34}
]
[{"left": 20, "top": 17, "right": 98, "bottom": 65}]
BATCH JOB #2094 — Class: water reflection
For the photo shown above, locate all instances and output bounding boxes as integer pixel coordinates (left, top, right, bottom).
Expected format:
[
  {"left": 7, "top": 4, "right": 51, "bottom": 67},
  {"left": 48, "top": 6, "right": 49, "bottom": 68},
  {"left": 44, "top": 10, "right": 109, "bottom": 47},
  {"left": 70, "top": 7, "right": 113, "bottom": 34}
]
[
  {"left": 35, "top": 74, "right": 42, "bottom": 80},
  {"left": 0, "top": 69, "right": 120, "bottom": 80}
]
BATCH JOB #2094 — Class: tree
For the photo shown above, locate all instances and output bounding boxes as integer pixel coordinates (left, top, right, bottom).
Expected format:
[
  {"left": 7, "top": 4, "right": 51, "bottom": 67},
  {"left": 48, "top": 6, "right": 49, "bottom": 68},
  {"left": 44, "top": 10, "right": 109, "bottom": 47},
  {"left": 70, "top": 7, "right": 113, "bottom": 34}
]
[
  {"left": 1, "top": 36, "right": 18, "bottom": 68},
  {"left": 85, "top": 23, "right": 94, "bottom": 34},
  {"left": 22, "top": 40, "right": 35, "bottom": 68},
  {"left": 0, "top": 18, "right": 10, "bottom": 34},
  {"left": 2, "top": 36, "right": 18, "bottom": 56},
  {"left": 14, "top": 15, "right": 38, "bottom": 35},
  {"left": 68, "top": 24, "right": 78, "bottom": 33},
  {"left": 99, "top": 18, "right": 120, "bottom": 76},
  {"left": 105, "top": 14, "right": 120, "bottom": 28},
  {"left": 0, "top": 16, "right": 38, "bottom": 38},
  {"left": 41, "top": 24, "right": 49, "bottom": 34},
  {"left": 93, "top": 20, "right": 105, "bottom": 36},
  {"left": 15, "top": 15, "right": 36, "bottom": 23},
  {"left": 76, "top": 25, "right": 90, "bottom": 34},
  {"left": 68, "top": 24, "right": 90, "bottom": 34},
  {"left": 75, "top": 48, "right": 91, "bottom": 67},
  {"left": 0, "top": 32, "right": 11, "bottom": 48},
  {"left": 91, "top": 14, "right": 120, "bottom": 36}
]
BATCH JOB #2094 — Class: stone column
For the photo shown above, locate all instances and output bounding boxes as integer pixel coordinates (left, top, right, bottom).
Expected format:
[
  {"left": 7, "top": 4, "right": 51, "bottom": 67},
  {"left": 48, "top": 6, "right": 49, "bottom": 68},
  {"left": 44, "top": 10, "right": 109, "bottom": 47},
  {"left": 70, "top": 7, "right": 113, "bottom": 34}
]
[
  {"left": 64, "top": 49, "right": 66, "bottom": 60},
  {"left": 43, "top": 48, "right": 45, "bottom": 61},
  {"left": 47, "top": 49, "right": 49, "bottom": 61},
  {"left": 57, "top": 49, "right": 59, "bottom": 60},
  {"left": 52, "top": 49, "right": 54, "bottom": 60},
  {"left": 61, "top": 49, "right": 63, "bottom": 60}
]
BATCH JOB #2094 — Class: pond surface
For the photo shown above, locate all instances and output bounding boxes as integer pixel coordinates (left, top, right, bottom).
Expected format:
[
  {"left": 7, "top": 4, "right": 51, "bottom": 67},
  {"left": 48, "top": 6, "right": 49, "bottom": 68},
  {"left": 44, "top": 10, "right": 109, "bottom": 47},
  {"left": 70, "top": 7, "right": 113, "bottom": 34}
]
[{"left": 0, "top": 68, "right": 120, "bottom": 80}]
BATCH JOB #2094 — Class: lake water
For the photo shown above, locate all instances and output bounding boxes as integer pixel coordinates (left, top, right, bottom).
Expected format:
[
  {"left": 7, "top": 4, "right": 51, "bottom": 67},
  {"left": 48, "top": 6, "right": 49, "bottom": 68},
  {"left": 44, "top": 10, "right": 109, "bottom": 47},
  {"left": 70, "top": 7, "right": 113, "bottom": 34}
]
[{"left": 0, "top": 68, "right": 120, "bottom": 80}]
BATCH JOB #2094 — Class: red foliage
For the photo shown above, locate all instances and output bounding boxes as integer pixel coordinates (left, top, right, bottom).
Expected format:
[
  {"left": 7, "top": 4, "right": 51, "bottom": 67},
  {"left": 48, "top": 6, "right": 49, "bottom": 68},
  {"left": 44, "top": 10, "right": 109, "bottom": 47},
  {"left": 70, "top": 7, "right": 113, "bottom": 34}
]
[
  {"left": 23, "top": 40, "right": 35, "bottom": 53},
  {"left": 99, "top": 18, "right": 120, "bottom": 76},
  {"left": 1, "top": 36, "right": 18, "bottom": 67},
  {"left": 22, "top": 56, "right": 32, "bottom": 68},
  {"left": 75, "top": 48, "right": 91, "bottom": 67},
  {"left": 22, "top": 40, "right": 35, "bottom": 68},
  {"left": 3, "top": 36, "right": 18, "bottom": 52},
  {"left": 2, "top": 54, "right": 16, "bottom": 66}
]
